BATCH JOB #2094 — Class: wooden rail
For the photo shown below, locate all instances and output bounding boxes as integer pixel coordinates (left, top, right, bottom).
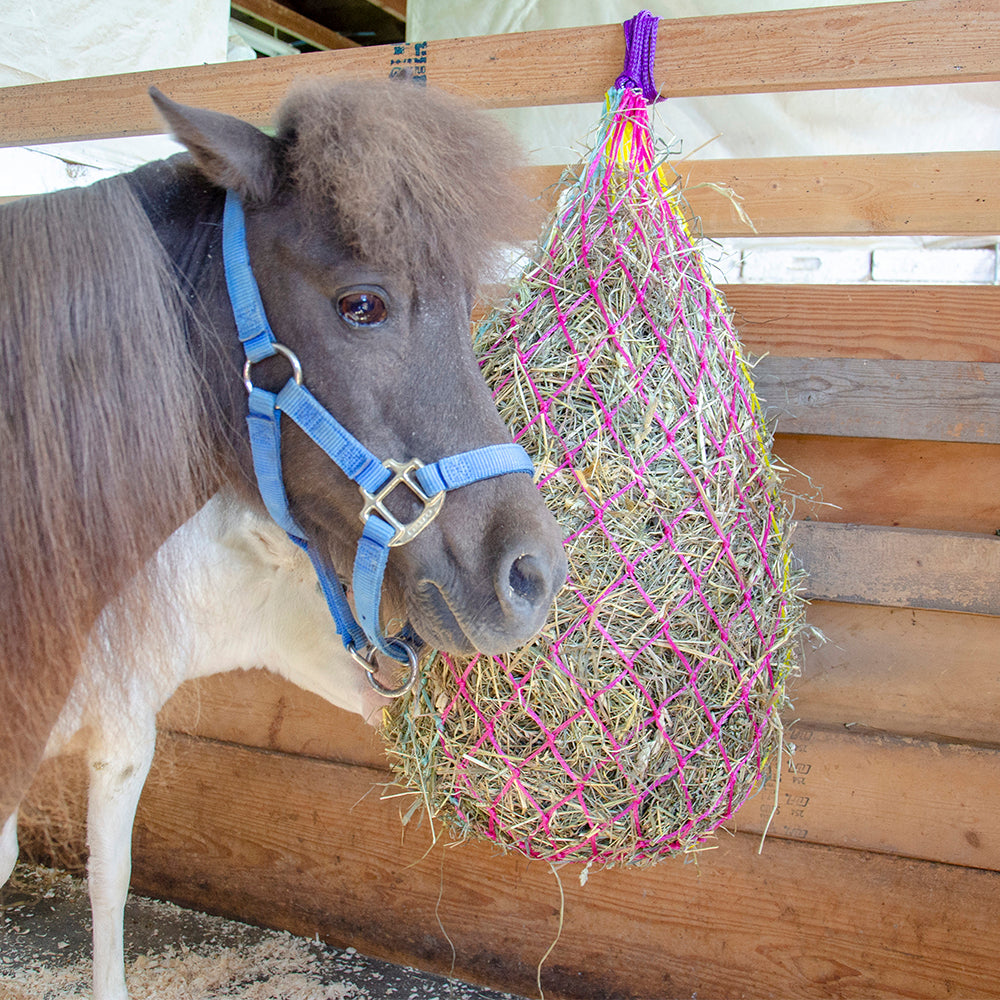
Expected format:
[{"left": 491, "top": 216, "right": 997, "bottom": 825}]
[
  {"left": 775, "top": 434, "right": 1000, "bottom": 533},
  {"left": 528, "top": 151, "right": 1000, "bottom": 237},
  {"left": 794, "top": 601, "right": 1000, "bottom": 743},
  {"left": 794, "top": 521, "right": 1000, "bottom": 614},
  {"left": 231, "top": 0, "right": 359, "bottom": 50},
  {"left": 0, "top": 0, "right": 997, "bottom": 147},
  {"left": 8, "top": 149, "right": 999, "bottom": 239},
  {"left": 723, "top": 284, "right": 1000, "bottom": 362},
  {"left": 682, "top": 151, "right": 1000, "bottom": 237},
  {"left": 756, "top": 357, "right": 1000, "bottom": 442}
]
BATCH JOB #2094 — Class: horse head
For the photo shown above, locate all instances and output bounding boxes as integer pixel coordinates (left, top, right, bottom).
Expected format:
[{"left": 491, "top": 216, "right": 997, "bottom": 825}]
[{"left": 150, "top": 80, "right": 566, "bottom": 660}]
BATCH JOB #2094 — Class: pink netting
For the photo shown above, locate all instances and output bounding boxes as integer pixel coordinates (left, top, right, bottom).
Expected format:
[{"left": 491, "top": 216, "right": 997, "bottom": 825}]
[{"left": 386, "top": 87, "right": 799, "bottom": 865}]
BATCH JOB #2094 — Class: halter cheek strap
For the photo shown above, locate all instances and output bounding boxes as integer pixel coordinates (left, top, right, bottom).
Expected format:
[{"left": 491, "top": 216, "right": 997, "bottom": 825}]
[{"left": 222, "top": 191, "right": 534, "bottom": 695}]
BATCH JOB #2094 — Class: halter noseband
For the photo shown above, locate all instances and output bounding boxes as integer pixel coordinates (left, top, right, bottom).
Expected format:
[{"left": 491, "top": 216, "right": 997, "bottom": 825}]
[{"left": 222, "top": 190, "right": 534, "bottom": 697}]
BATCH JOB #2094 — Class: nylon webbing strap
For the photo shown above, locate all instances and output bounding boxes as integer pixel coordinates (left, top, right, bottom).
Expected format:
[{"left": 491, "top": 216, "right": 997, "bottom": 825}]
[
  {"left": 222, "top": 193, "right": 278, "bottom": 364},
  {"left": 275, "top": 381, "right": 389, "bottom": 496},
  {"left": 246, "top": 386, "right": 306, "bottom": 539},
  {"left": 416, "top": 443, "right": 534, "bottom": 495},
  {"left": 223, "top": 189, "right": 537, "bottom": 669},
  {"left": 353, "top": 514, "right": 397, "bottom": 657}
]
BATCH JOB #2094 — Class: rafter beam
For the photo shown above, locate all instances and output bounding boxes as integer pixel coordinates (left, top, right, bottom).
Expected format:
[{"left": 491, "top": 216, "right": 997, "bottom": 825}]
[
  {"left": 365, "top": 0, "right": 405, "bottom": 21},
  {"left": 232, "top": 0, "right": 359, "bottom": 50}
]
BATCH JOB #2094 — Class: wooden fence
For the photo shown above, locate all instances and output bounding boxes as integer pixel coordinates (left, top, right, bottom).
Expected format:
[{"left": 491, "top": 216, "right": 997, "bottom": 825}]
[{"left": 10, "top": 1, "right": 1000, "bottom": 996}]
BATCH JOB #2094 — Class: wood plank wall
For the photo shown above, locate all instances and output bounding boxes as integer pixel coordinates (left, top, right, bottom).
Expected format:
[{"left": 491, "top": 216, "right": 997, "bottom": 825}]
[{"left": 17, "top": 2, "right": 1000, "bottom": 997}]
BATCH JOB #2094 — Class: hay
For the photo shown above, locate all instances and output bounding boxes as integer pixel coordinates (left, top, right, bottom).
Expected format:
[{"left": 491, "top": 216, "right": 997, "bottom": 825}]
[{"left": 383, "top": 87, "right": 805, "bottom": 866}]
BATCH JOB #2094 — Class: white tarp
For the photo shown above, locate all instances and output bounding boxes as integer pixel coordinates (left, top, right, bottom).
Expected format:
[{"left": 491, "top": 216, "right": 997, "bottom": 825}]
[
  {"left": 0, "top": 0, "right": 232, "bottom": 194},
  {"left": 407, "top": 0, "right": 1000, "bottom": 165}
]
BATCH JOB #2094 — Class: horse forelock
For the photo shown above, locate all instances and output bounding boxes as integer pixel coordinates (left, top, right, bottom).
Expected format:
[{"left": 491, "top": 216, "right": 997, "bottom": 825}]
[
  {"left": 277, "top": 79, "right": 536, "bottom": 286},
  {"left": 0, "top": 177, "right": 217, "bottom": 812}
]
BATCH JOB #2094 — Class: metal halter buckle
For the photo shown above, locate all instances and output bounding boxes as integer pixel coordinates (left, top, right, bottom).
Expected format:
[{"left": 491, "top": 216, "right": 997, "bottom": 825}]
[
  {"left": 359, "top": 457, "right": 444, "bottom": 546},
  {"left": 351, "top": 640, "right": 420, "bottom": 698}
]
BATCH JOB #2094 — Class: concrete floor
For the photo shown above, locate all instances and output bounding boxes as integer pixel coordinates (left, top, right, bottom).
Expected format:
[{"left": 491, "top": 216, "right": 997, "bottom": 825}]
[{"left": 0, "top": 863, "right": 530, "bottom": 1000}]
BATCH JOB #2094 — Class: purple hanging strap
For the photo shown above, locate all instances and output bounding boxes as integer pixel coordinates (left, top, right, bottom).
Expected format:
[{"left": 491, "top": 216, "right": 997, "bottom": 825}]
[{"left": 615, "top": 10, "right": 660, "bottom": 103}]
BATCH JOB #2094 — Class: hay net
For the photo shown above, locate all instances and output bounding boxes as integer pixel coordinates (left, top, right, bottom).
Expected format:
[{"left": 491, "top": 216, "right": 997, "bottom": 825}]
[{"left": 383, "top": 12, "right": 805, "bottom": 866}]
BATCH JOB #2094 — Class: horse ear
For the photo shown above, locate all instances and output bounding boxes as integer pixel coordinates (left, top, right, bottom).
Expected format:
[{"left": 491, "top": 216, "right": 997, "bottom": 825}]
[{"left": 149, "top": 86, "right": 278, "bottom": 204}]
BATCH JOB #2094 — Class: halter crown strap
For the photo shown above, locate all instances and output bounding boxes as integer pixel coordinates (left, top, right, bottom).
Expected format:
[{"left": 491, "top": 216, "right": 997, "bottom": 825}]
[{"left": 222, "top": 190, "right": 534, "bottom": 679}]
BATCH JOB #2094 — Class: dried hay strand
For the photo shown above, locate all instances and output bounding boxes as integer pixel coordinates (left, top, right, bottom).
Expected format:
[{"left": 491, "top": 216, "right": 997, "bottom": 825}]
[{"left": 383, "top": 87, "right": 806, "bottom": 866}]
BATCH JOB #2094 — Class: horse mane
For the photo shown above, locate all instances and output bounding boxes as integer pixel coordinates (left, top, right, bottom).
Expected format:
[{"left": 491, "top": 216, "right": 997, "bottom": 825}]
[
  {"left": 0, "top": 177, "right": 214, "bottom": 815},
  {"left": 279, "top": 79, "right": 537, "bottom": 287}
]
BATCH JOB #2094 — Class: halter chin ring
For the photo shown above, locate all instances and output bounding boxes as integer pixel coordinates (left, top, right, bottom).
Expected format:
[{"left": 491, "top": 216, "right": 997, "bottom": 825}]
[
  {"left": 243, "top": 342, "right": 303, "bottom": 394},
  {"left": 351, "top": 639, "right": 420, "bottom": 698},
  {"left": 360, "top": 457, "right": 445, "bottom": 546}
]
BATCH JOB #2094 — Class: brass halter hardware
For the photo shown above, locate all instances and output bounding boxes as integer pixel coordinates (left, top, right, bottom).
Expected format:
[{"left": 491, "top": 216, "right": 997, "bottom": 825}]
[{"left": 358, "top": 457, "right": 445, "bottom": 547}]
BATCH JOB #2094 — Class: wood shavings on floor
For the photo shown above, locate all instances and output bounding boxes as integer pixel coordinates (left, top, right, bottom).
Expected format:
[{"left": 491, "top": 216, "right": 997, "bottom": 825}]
[{"left": 0, "top": 864, "right": 526, "bottom": 1000}]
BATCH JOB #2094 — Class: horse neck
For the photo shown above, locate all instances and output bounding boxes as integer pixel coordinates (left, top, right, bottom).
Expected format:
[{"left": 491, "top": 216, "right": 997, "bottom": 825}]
[
  {"left": 127, "top": 155, "right": 224, "bottom": 287},
  {"left": 126, "top": 156, "right": 255, "bottom": 502}
]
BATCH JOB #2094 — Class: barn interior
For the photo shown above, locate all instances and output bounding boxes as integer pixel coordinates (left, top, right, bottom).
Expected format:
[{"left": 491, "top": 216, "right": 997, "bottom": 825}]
[{"left": 1, "top": 1, "right": 998, "bottom": 999}]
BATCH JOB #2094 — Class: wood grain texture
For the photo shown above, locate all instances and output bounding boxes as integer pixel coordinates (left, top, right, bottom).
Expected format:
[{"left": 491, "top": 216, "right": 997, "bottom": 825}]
[
  {"left": 774, "top": 435, "right": 1000, "bottom": 533},
  {"left": 682, "top": 151, "right": 1000, "bottom": 237},
  {"left": 0, "top": 0, "right": 996, "bottom": 147},
  {"left": 369, "top": 0, "right": 406, "bottom": 21},
  {"left": 732, "top": 722, "right": 1000, "bottom": 870},
  {"left": 755, "top": 357, "right": 1000, "bottom": 442},
  {"left": 793, "top": 521, "right": 1000, "bottom": 615},
  {"left": 156, "top": 675, "right": 1000, "bottom": 870},
  {"left": 724, "top": 284, "right": 1000, "bottom": 362},
  {"left": 131, "top": 732, "right": 1000, "bottom": 1000},
  {"left": 792, "top": 601, "right": 1000, "bottom": 744},
  {"left": 155, "top": 601, "right": 1000, "bottom": 768},
  {"left": 523, "top": 150, "right": 1000, "bottom": 238}
]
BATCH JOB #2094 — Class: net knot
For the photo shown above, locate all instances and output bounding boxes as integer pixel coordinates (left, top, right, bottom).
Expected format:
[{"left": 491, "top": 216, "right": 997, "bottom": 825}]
[{"left": 615, "top": 10, "right": 661, "bottom": 103}]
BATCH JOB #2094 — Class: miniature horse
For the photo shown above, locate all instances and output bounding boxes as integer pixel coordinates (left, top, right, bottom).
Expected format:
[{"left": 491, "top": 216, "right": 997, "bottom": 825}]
[
  {"left": 0, "top": 79, "right": 566, "bottom": 998},
  {"left": 1, "top": 491, "right": 391, "bottom": 998}
]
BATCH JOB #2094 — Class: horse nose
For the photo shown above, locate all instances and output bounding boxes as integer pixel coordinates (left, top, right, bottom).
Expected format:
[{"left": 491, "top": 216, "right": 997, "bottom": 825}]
[{"left": 495, "top": 542, "right": 567, "bottom": 626}]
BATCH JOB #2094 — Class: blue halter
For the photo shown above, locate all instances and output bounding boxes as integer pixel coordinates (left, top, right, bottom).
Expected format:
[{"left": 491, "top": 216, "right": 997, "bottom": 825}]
[{"left": 221, "top": 190, "right": 534, "bottom": 696}]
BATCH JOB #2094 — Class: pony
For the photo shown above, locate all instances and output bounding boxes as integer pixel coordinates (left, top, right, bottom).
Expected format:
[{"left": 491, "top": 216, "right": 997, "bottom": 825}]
[
  {"left": 2, "top": 491, "right": 391, "bottom": 999},
  {"left": 0, "top": 78, "right": 567, "bottom": 997}
]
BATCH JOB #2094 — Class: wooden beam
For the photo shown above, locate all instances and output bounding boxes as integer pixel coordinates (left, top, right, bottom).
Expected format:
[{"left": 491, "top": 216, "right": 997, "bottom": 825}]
[
  {"left": 159, "top": 598, "right": 1000, "bottom": 766},
  {"left": 792, "top": 520, "right": 1000, "bottom": 615},
  {"left": 774, "top": 434, "right": 1000, "bottom": 534},
  {"left": 159, "top": 591, "right": 1000, "bottom": 770},
  {"left": 792, "top": 601, "right": 1000, "bottom": 745},
  {"left": 160, "top": 603, "right": 1000, "bottom": 775},
  {"left": 0, "top": 0, "right": 996, "bottom": 147},
  {"left": 9, "top": 149, "right": 998, "bottom": 241},
  {"left": 131, "top": 732, "right": 1000, "bottom": 1000},
  {"left": 731, "top": 722, "right": 1000, "bottom": 870},
  {"left": 232, "top": 0, "right": 359, "bottom": 50},
  {"left": 157, "top": 668, "right": 388, "bottom": 768},
  {"left": 682, "top": 151, "right": 1000, "bottom": 238},
  {"left": 722, "top": 284, "right": 1000, "bottom": 363},
  {"left": 527, "top": 151, "right": 1000, "bottom": 238},
  {"left": 365, "top": 0, "right": 405, "bottom": 21},
  {"left": 754, "top": 357, "right": 1000, "bottom": 443}
]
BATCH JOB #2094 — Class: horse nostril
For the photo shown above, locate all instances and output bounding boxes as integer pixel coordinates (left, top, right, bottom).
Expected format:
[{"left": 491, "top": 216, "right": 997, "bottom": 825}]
[{"left": 505, "top": 553, "right": 548, "bottom": 610}]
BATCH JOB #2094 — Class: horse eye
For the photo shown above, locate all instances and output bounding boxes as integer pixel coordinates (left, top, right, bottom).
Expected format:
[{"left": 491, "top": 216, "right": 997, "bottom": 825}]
[{"left": 337, "top": 290, "right": 388, "bottom": 328}]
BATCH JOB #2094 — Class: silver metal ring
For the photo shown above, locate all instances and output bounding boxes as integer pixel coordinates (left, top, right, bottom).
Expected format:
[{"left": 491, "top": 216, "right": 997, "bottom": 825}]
[
  {"left": 354, "top": 641, "right": 420, "bottom": 699},
  {"left": 243, "top": 343, "right": 304, "bottom": 394}
]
